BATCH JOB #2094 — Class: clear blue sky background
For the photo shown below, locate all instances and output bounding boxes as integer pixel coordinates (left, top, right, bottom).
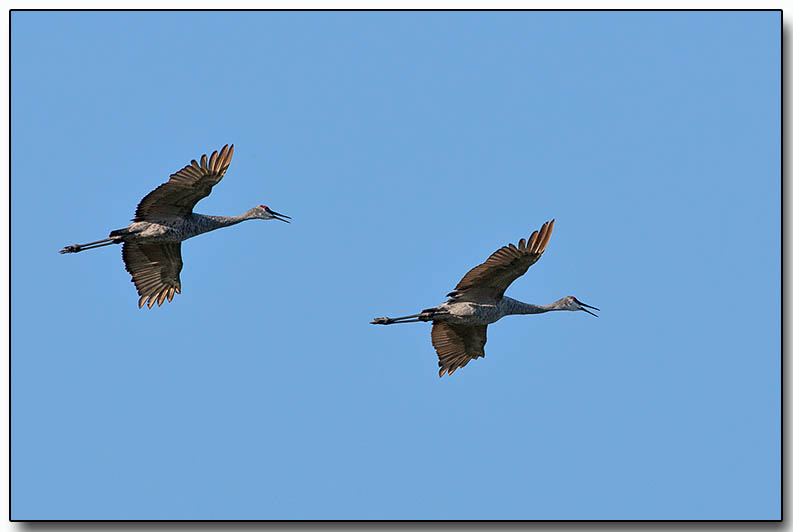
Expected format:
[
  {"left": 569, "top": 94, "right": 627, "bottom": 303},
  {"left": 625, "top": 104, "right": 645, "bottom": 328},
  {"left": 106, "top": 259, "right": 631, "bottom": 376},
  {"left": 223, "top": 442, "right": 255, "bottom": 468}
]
[{"left": 11, "top": 11, "right": 780, "bottom": 520}]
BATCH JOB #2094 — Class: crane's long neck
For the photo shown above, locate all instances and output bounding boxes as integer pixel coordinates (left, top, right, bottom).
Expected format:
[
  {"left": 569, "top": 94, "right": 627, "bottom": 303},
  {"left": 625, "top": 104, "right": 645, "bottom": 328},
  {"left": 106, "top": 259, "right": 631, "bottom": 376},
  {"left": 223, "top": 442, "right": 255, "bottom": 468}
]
[
  {"left": 189, "top": 209, "right": 259, "bottom": 235},
  {"left": 501, "top": 296, "right": 561, "bottom": 316}
]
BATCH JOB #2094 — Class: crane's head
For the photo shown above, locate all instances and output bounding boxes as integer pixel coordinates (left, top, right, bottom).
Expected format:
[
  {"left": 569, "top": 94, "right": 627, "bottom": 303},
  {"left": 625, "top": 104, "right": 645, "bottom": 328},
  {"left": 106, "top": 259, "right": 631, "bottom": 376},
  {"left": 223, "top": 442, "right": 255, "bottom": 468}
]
[
  {"left": 254, "top": 205, "right": 291, "bottom": 223},
  {"left": 561, "top": 296, "right": 599, "bottom": 317}
]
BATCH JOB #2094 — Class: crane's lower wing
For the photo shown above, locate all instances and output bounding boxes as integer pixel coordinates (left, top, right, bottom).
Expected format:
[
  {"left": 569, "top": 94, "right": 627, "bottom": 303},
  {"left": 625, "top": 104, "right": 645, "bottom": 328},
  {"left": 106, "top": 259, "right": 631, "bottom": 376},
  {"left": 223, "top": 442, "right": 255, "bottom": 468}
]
[
  {"left": 431, "top": 323, "right": 488, "bottom": 377},
  {"left": 450, "top": 220, "right": 554, "bottom": 302},
  {"left": 133, "top": 144, "right": 234, "bottom": 221},
  {"left": 122, "top": 242, "right": 183, "bottom": 309}
]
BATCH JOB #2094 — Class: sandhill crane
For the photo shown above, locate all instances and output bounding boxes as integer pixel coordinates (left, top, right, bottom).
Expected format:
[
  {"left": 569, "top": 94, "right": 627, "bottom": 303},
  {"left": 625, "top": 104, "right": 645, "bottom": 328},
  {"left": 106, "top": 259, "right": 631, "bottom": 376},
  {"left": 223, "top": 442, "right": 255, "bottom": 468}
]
[
  {"left": 371, "top": 220, "right": 598, "bottom": 377},
  {"left": 59, "top": 144, "right": 290, "bottom": 308}
]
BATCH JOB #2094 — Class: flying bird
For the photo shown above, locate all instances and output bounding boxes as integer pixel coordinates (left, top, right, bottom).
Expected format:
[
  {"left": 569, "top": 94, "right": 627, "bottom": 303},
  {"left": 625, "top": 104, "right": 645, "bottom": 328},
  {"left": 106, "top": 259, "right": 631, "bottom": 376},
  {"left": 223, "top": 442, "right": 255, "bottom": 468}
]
[
  {"left": 370, "top": 220, "right": 598, "bottom": 377},
  {"left": 59, "top": 144, "right": 290, "bottom": 308}
]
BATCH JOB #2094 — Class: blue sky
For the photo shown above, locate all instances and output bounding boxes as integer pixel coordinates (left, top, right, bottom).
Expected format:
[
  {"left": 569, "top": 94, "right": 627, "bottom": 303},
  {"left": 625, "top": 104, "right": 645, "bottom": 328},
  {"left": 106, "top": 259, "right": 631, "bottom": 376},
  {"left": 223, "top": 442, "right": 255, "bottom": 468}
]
[{"left": 11, "top": 11, "right": 780, "bottom": 519}]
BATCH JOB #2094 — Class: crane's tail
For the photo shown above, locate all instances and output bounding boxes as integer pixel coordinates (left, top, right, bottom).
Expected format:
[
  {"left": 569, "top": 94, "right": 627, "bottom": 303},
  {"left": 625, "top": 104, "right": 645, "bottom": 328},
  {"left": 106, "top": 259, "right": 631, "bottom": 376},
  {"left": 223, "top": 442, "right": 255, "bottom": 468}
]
[
  {"left": 59, "top": 237, "right": 118, "bottom": 254},
  {"left": 370, "top": 307, "right": 445, "bottom": 325},
  {"left": 108, "top": 227, "right": 136, "bottom": 238}
]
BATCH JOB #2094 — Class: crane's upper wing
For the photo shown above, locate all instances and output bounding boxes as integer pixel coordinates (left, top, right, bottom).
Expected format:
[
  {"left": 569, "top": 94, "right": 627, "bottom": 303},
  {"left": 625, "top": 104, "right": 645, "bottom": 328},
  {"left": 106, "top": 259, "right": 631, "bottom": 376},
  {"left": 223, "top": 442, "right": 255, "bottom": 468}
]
[
  {"left": 431, "top": 322, "right": 488, "bottom": 377},
  {"left": 122, "top": 242, "right": 183, "bottom": 309},
  {"left": 451, "top": 220, "right": 554, "bottom": 302},
  {"left": 133, "top": 144, "right": 234, "bottom": 221}
]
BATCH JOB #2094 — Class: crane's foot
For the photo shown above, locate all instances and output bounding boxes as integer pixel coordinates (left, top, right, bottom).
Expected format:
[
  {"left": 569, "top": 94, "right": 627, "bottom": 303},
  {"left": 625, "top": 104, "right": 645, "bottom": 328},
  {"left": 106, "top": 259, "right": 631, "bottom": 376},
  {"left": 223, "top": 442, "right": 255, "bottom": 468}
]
[
  {"left": 59, "top": 245, "right": 82, "bottom": 254},
  {"left": 370, "top": 317, "right": 394, "bottom": 325}
]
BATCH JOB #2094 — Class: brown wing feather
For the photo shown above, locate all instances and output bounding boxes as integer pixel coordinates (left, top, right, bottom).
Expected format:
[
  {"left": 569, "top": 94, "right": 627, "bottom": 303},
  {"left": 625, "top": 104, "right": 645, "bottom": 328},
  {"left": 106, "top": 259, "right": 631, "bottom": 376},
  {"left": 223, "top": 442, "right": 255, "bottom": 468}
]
[
  {"left": 431, "top": 322, "right": 488, "bottom": 377},
  {"left": 122, "top": 242, "right": 183, "bottom": 309},
  {"left": 133, "top": 144, "right": 234, "bottom": 221},
  {"left": 452, "top": 219, "right": 555, "bottom": 302}
]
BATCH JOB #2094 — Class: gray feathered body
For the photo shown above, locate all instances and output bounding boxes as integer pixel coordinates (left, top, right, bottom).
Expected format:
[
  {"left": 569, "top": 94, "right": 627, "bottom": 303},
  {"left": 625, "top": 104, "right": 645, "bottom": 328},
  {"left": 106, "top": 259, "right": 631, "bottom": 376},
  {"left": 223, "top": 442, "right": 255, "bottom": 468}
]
[
  {"left": 110, "top": 212, "right": 250, "bottom": 244},
  {"left": 421, "top": 296, "right": 549, "bottom": 326}
]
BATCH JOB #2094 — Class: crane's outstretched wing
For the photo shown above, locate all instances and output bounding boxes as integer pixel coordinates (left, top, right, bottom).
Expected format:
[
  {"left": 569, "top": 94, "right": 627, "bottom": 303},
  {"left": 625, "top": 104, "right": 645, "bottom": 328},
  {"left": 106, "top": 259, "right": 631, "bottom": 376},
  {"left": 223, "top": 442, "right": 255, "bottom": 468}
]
[
  {"left": 122, "top": 242, "right": 183, "bottom": 309},
  {"left": 451, "top": 220, "right": 555, "bottom": 302},
  {"left": 133, "top": 144, "right": 234, "bottom": 222},
  {"left": 431, "top": 322, "right": 488, "bottom": 377}
]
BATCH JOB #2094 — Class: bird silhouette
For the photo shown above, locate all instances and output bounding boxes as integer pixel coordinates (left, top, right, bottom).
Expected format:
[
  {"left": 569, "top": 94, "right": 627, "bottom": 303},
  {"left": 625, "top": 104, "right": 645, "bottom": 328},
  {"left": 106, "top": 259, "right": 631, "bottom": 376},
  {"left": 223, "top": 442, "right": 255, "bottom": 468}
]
[
  {"left": 60, "top": 144, "right": 290, "bottom": 308},
  {"left": 371, "top": 220, "right": 598, "bottom": 377}
]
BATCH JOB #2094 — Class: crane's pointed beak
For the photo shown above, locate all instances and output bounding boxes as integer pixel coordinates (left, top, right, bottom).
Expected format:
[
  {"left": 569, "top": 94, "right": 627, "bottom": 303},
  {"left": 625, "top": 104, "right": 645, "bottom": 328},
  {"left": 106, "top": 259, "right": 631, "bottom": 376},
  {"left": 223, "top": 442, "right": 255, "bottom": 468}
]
[
  {"left": 578, "top": 300, "right": 600, "bottom": 317},
  {"left": 269, "top": 210, "right": 291, "bottom": 223}
]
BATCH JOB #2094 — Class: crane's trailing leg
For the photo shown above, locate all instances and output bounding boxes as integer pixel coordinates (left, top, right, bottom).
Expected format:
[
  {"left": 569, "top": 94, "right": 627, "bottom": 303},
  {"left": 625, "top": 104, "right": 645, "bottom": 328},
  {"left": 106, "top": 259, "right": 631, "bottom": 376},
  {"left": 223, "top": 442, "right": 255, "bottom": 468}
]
[
  {"left": 59, "top": 238, "right": 119, "bottom": 254},
  {"left": 370, "top": 308, "right": 445, "bottom": 325},
  {"left": 371, "top": 314, "right": 423, "bottom": 325}
]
